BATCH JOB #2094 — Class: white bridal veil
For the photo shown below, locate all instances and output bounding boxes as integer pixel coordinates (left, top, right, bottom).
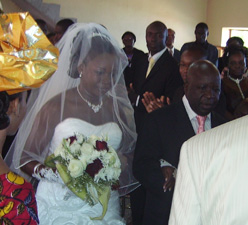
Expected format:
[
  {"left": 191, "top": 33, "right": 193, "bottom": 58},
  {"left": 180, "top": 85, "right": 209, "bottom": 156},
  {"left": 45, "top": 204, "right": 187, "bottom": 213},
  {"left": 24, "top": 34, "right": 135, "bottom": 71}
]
[{"left": 5, "top": 23, "right": 139, "bottom": 195}]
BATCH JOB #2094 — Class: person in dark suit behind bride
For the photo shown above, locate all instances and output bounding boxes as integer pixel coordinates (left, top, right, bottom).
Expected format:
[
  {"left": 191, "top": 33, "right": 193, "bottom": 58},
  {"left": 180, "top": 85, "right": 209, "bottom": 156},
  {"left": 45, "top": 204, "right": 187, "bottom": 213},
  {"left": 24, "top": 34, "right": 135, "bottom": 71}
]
[
  {"left": 133, "top": 60, "right": 227, "bottom": 225},
  {"left": 121, "top": 31, "right": 145, "bottom": 89},
  {"left": 129, "top": 20, "right": 183, "bottom": 225}
]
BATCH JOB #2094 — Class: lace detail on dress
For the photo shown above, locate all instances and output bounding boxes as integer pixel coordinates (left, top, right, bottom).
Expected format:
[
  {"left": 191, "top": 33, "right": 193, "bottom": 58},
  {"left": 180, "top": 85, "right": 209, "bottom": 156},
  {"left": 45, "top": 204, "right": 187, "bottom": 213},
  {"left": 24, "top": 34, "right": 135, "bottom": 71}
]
[{"left": 32, "top": 167, "right": 60, "bottom": 182}]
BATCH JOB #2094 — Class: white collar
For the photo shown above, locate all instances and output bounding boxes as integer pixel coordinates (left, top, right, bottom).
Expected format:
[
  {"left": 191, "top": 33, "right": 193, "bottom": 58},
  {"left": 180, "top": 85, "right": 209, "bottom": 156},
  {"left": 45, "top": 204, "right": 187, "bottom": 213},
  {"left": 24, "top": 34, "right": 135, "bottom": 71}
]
[
  {"left": 148, "top": 47, "right": 167, "bottom": 63},
  {"left": 182, "top": 95, "right": 211, "bottom": 121}
]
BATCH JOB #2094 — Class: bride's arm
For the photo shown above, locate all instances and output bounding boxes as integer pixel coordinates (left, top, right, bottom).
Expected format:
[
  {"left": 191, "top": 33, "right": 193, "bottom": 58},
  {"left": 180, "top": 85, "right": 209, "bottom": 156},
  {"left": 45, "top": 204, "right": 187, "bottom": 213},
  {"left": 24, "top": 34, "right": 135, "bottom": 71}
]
[{"left": 20, "top": 99, "right": 61, "bottom": 177}]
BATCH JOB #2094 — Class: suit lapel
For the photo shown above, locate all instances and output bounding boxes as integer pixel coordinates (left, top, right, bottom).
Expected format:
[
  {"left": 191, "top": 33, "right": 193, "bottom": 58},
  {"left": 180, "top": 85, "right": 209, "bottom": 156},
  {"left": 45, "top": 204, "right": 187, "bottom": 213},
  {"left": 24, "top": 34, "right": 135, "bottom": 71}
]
[
  {"left": 211, "top": 112, "right": 224, "bottom": 128},
  {"left": 145, "top": 50, "right": 170, "bottom": 82},
  {"left": 175, "top": 101, "right": 196, "bottom": 142}
]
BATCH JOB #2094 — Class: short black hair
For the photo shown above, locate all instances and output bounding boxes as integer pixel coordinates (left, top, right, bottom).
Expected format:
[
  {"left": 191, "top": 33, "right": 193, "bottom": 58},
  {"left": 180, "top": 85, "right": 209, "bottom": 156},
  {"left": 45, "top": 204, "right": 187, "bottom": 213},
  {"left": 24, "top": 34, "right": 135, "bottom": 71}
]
[
  {"left": 122, "top": 31, "right": 136, "bottom": 43},
  {"left": 147, "top": 21, "right": 168, "bottom": 37},
  {"left": 184, "top": 45, "right": 207, "bottom": 59},
  {"left": 35, "top": 19, "right": 46, "bottom": 26},
  {"left": 195, "top": 22, "right": 208, "bottom": 31},
  {"left": 226, "top": 36, "right": 244, "bottom": 47},
  {"left": 56, "top": 19, "right": 74, "bottom": 32}
]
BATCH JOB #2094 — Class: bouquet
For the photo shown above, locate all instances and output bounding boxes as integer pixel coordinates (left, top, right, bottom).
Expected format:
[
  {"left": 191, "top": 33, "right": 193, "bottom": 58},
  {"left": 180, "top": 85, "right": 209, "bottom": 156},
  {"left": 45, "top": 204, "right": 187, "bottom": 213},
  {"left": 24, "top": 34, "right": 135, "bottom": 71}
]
[{"left": 45, "top": 133, "right": 121, "bottom": 220}]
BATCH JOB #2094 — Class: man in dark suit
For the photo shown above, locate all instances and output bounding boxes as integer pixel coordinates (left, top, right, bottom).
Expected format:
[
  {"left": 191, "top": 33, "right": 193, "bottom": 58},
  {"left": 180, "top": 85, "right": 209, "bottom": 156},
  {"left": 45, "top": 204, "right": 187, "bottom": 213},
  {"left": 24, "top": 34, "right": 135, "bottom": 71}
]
[
  {"left": 130, "top": 21, "right": 183, "bottom": 133},
  {"left": 180, "top": 22, "right": 218, "bottom": 65},
  {"left": 166, "top": 28, "right": 180, "bottom": 62},
  {"left": 133, "top": 60, "right": 227, "bottom": 225},
  {"left": 129, "top": 20, "right": 183, "bottom": 225}
]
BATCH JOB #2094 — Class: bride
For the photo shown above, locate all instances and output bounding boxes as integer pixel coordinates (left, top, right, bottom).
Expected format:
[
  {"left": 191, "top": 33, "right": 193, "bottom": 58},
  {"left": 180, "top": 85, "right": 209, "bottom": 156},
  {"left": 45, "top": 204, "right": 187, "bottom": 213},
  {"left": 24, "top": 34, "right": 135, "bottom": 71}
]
[{"left": 6, "top": 23, "right": 138, "bottom": 224}]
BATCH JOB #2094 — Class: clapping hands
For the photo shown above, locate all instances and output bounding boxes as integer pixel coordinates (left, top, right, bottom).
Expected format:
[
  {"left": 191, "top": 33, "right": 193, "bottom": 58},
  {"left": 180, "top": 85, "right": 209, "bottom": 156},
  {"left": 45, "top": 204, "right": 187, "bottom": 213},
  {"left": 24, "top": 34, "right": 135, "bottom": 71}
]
[{"left": 142, "top": 92, "right": 166, "bottom": 113}]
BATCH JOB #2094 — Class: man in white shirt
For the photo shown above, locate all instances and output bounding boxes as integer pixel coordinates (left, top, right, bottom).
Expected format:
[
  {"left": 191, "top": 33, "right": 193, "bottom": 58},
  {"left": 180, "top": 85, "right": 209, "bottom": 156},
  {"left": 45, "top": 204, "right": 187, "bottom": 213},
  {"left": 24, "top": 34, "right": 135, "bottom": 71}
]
[
  {"left": 166, "top": 28, "right": 180, "bottom": 62},
  {"left": 169, "top": 115, "right": 248, "bottom": 225}
]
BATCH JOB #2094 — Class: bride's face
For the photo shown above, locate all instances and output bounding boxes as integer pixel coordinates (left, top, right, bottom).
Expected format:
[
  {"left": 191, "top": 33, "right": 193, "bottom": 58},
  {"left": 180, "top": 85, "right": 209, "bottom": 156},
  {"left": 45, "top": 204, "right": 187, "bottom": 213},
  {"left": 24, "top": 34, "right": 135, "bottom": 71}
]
[{"left": 80, "top": 53, "right": 116, "bottom": 98}]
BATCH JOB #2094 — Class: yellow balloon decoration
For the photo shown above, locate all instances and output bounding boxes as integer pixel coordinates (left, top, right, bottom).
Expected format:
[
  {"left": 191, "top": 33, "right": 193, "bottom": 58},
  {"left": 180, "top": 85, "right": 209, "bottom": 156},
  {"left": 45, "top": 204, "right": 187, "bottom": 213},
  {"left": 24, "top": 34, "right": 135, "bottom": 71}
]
[{"left": 0, "top": 12, "right": 59, "bottom": 94}]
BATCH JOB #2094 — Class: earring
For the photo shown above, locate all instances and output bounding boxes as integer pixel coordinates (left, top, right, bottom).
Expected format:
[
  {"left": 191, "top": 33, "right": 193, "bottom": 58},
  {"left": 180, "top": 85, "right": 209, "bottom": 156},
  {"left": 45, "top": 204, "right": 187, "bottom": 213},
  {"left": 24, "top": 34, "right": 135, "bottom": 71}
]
[{"left": 79, "top": 72, "right": 82, "bottom": 78}]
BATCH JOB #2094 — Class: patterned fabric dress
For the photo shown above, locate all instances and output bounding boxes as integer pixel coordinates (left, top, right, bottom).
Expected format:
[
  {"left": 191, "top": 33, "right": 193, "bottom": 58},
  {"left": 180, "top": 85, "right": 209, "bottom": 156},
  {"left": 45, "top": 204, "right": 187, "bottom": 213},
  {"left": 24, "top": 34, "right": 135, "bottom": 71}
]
[{"left": 0, "top": 172, "right": 39, "bottom": 225}]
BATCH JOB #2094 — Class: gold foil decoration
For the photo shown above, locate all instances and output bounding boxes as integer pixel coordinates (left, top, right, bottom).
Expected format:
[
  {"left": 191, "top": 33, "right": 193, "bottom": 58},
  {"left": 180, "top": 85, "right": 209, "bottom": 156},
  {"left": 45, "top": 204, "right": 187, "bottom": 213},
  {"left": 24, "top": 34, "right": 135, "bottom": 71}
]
[{"left": 0, "top": 12, "right": 59, "bottom": 94}]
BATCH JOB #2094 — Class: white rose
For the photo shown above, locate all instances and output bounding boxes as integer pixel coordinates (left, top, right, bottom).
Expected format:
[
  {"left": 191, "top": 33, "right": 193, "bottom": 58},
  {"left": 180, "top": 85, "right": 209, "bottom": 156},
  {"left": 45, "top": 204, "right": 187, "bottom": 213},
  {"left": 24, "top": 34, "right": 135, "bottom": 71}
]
[
  {"left": 68, "top": 159, "right": 85, "bottom": 178},
  {"left": 78, "top": 156, "right": 88, "bottom": 168},
  {"left": 90, "top": 149, "right": 101, "bottom": 160},
  {"left": 70, "top": 142, "right": 81, "bottom": 154},
  {"left": 76, "top": 133, "right": 85, "bottom": 144},
  {"left": 87, "top": 135, "right": 100, "bottom": 146},
  {"left": 80, "top": 143, "right": 94, "bottom": 155}
]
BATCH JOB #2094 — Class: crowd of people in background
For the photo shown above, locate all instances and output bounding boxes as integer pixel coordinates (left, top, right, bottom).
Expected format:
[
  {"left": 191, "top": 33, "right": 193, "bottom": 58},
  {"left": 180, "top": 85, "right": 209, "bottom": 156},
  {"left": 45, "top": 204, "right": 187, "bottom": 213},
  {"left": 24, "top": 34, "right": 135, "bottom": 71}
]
[{"left": 2, "top": 14, "right": 248, "bottom": 225}]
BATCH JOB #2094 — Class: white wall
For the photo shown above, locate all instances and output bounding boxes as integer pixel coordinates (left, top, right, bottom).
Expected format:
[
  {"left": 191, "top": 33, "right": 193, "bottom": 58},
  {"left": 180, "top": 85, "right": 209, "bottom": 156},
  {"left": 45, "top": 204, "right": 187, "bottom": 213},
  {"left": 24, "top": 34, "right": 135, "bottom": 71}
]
[
  {"left": 207, "top": 0, "right": 248, "bottom": 46},
  {"left": 1, "top": 0, "right": 23, "bottom": 13},
  {"left": 44, "top": 0, "right": 207, "bottom": 52}
]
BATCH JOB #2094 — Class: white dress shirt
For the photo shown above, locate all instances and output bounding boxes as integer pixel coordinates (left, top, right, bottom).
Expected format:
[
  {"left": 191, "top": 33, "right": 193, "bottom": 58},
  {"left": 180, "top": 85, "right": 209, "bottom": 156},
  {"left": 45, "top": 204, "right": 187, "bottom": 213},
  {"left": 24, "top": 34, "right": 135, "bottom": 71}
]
[
  {"left": 169, "top": 115, "right": 248, "bottom": 225},
  {"left": 135, "top": 47, "right": 167, "bottom": 107},
  {"left": 182, "top": 95, "right": 211, "bottom": 134},
  {"left": 167, "top": 46, "right": 174, "bottom": 56},
  {"left": 160, "top": 95, "right": 211, "bottom": 168}
]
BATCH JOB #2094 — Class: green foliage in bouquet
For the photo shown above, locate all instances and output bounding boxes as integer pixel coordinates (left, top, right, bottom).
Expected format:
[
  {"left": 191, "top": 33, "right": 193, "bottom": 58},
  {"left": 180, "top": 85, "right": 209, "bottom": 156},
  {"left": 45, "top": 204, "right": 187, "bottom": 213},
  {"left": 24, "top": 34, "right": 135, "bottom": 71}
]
[{"left": 44, "top": 134, "right": 121, "bottom": 220}]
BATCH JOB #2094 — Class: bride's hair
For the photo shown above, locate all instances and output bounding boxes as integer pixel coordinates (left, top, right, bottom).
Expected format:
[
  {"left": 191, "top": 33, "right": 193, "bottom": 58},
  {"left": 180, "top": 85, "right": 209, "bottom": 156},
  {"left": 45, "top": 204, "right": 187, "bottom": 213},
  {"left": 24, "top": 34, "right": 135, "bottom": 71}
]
[{"left": 69, "top": 32, "right": 116, "bottom": 79}]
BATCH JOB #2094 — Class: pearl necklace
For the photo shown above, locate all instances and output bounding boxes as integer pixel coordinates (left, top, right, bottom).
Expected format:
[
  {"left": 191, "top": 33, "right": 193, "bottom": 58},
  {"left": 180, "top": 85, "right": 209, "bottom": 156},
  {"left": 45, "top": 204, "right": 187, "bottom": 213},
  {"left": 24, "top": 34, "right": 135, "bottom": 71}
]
[
  {"left": 227, "top": 74, "right": 245, "bottom": 99},
  {"left": 77, "top": 86, "right": 103, "bottom": 113}
]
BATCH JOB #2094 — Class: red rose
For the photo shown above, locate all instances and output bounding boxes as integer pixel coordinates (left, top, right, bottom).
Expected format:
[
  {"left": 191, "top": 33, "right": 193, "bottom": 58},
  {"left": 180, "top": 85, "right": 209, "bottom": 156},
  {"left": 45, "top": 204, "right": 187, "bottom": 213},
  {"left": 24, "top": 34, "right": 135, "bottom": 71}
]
[
  {"left": 86, "top": 159, "right": 103, "bottom": 178},
  {"left": 67, "top": 136, "right": 77, "bottom": 145},
  {"left": 95, "top": 140, "right": 109, "bottom": 151}
]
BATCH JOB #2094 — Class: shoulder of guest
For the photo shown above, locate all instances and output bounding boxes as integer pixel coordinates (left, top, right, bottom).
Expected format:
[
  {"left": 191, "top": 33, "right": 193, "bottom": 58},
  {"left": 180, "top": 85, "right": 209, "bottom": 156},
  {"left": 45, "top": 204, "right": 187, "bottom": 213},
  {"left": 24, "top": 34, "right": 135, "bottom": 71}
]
[{"left": 133, "top": 48, "right": 145, "bottom": 54}]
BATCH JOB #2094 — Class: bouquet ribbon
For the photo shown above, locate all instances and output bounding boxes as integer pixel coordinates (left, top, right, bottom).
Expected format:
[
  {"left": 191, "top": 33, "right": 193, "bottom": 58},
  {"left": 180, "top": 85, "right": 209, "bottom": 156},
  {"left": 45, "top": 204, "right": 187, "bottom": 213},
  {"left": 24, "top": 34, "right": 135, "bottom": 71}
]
[
  {"left": 0, "top": 12, "right": 59, "bottom": 94},
  {"left": 45, "top": 155, "right": 111, "bottom": 220}
]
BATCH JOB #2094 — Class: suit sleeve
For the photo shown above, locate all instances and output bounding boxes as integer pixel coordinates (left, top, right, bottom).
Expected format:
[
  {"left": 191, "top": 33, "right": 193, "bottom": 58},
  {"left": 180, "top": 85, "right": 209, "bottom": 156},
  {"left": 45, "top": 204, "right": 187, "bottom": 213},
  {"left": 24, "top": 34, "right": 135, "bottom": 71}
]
[
  {"left": 133, "top": 112, "right": 165, "bottom": 195},
  {"left": 166, "top": 63, "right": 183, "bottom": 101},
  {"left": 212, "top": 46, "right": 218, "bottom": 66},
  {"left": 169, "top": 142, "right": 201, "bottom": 225}
]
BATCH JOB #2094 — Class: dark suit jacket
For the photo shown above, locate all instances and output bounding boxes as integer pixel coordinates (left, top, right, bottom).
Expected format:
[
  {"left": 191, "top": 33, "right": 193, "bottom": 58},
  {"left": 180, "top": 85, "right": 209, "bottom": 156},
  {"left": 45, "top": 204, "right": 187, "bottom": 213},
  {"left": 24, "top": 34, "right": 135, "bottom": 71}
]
[
  {"left": 132, "top": 49, "right": 183, "bottom": 132},
  {"left": 123, "top": 47, "right": 145, "bottom": 87},
  {"left": 180, "top": 41, "right": 218, "bottom": 65},
  {"left": 133, "top": 100, "right": 226, "bottom": 225},
  {"left": 173, "top": 48, "right": 180, "bottom": 62}
]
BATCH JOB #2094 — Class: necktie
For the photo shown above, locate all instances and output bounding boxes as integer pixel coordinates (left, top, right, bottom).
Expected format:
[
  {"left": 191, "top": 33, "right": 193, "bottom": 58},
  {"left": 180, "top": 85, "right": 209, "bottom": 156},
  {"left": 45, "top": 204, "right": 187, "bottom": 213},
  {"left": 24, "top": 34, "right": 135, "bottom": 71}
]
[
  {"left": 168, "top": 48, "right": 173, "bottom": 56},
  {"left": 196, "top": 115, "right": 207, "bottom": 134},
  {"left": 146, "top": 57, "right": 155, "bottom": 78}
]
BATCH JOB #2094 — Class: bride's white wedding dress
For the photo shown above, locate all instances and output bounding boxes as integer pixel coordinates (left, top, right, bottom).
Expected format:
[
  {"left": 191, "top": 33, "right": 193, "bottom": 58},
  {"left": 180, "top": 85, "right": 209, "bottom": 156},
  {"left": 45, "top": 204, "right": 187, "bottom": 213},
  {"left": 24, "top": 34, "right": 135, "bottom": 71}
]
[{"left": 36, "top": 118, "right": 125, "bottom": 225}]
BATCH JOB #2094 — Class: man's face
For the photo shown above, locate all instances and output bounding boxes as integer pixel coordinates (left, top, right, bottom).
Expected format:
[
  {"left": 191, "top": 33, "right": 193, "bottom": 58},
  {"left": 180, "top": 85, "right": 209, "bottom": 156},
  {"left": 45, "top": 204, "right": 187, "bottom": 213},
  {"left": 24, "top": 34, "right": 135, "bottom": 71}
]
[
  {"left": 195, "top": 27, "right": 208, "bottom": 44},
  {"left": 146, "top": 24, "right": 167, "bottom": 55},
  {"left": 166, "top": 30, "right": 175, "bottom": 47},
  {"left": 179, "top": 51, "right": 199, "bottom": 83},
  {"left": 54, "top": 25, "right": 65, "bottom": 44},
  {"left": 185, "top": 68, "right": 221, "bottom": 116}
]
